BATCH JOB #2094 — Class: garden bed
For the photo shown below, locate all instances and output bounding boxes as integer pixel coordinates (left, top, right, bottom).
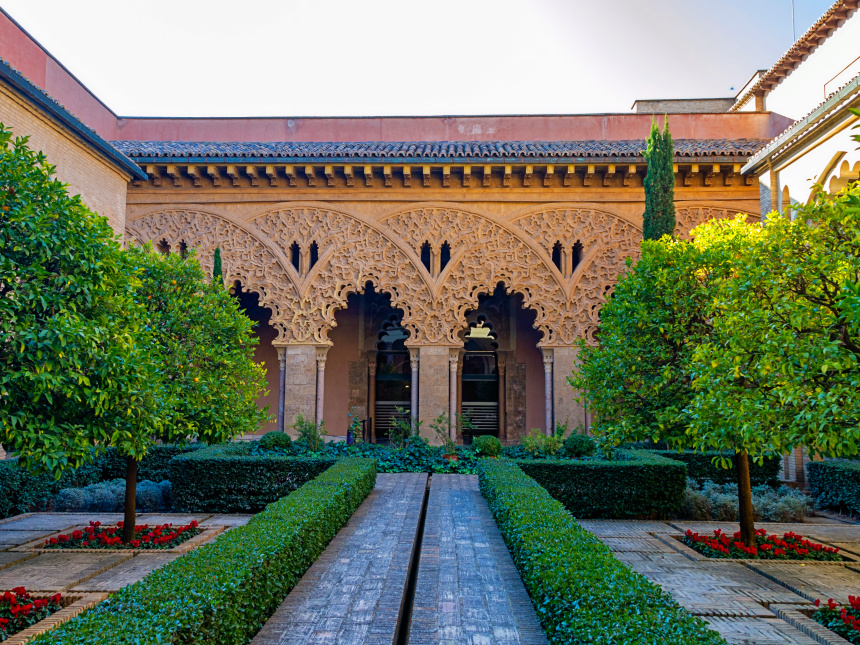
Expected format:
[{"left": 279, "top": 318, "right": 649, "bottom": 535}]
[
  {"left": 1, "top": 588, "right": 62, "bottom": 642},
  {"left": 681, "top": 528, "right": 844, "bottom": 561},
  {"left": 40, "top": 520, "right": 200, "bottom": 551},
  {"left": 812, "top": 597, "right": 860, "bottom": 644}
]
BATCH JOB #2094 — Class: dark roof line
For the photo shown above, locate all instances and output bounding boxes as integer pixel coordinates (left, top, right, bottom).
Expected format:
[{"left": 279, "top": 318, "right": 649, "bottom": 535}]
[
  {"left": 112, "top": 139, "right": 767, "bottom": 162},
  {"left": 0, "top": 59, "right": 146, "bottom": 180}
]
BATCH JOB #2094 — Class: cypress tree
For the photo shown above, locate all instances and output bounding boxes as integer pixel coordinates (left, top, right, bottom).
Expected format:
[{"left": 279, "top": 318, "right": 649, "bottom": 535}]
[
  {"left": 213, "top": 247, "right": 223, "bottom": 286},
  {"left": 642, "top": 116, "right": 676, "bottom": 240}
]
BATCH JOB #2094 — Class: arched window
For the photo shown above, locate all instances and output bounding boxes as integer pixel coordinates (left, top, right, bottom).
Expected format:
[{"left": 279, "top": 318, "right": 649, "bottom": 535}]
[
  {"left": 551, "top": 241, "right": 563, "bottom": 272},
  {"left": 289, "top": 242, "right": 301, "bottom": 272},
  {"left": 440, "top": 241, "right": 451, "bottom": 273},
  {"left": 571, "top": 240, "right": 583, "bottom": 271},
  {"left": 420, "top": 241, "right": 432, "bottom": 273},
  {"left": 309, "top": 241, "right": 319, "bottom": 270}
]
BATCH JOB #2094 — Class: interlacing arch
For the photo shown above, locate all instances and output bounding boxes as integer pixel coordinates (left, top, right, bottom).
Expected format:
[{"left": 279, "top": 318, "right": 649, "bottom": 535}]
[{"left": 127, "top": 201, "right": 758, "bottom": 347}]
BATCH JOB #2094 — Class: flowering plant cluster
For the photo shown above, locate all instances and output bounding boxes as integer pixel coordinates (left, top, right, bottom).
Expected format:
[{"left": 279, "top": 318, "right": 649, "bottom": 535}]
[
  {"left": 682, "top": 528, "right": 842, "bottom": 561},
  {"left": 813, "top": 597, "right": 860, "bottom": 643},
  {"left": 43, "top": 520, "right": 199, "bottom": 550},
  {"left": 0, "top": 587, "right": 62, "bottom": 640}
]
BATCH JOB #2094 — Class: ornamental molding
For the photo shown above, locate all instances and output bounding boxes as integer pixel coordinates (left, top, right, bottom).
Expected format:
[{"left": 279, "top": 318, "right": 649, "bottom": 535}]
[{"left": 126, "top": 200, "right": 755, "bottom": 349}]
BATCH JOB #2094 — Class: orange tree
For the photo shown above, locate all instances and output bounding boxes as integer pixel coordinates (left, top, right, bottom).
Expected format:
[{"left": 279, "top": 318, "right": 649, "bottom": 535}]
[{"left": 118, "top": 245, "right": 268, "bottom": 540}]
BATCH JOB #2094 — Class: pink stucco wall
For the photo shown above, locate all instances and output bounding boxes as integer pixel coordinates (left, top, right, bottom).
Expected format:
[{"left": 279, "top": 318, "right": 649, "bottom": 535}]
[
  {"left": 252, "top": 320, "right": 280, "bottom": 435},
  {"left": 515, "top": 310, "right": 546, "bottom": 434},
  {"left": 324, "top": 302, "right": 362, "bottom": 436}
]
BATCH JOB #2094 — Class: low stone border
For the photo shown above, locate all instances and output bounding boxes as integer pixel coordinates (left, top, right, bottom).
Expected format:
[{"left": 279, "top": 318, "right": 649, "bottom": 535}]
[
  {"left": 652, "top": 532, "right": 860, "bottom": 565},
  {"left": 771, "top": 604, "right": 854, "bottom": 645},
  {"left": 12, "top": 526, "right": 225, "bottom": 554},
  {"left": 0, "top": 513, "right": 35, "bottom": 527},
  {"left": 0, "top": 592, "right": 107, "bottom": 645}
]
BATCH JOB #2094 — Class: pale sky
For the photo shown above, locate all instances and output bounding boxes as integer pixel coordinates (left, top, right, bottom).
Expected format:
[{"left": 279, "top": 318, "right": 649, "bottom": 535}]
[{"left": 1, "top": 0, "right": 836, "bottom": 117}]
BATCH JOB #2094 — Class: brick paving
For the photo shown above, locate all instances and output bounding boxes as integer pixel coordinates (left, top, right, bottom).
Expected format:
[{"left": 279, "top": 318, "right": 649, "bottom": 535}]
[
  {"left": 586, "top": 519, "right": 860, "bottom": 645},
  {"left": 251, "top": 473, "right": 428, "bottom": 645},
  {"left": 408, "top": 474, "right": 547, "bottom": 645}
]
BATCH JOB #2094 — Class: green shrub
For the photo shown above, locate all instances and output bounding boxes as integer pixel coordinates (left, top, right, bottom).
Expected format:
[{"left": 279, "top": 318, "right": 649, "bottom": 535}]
[
  {"left": 477, "top": 460, "right": 725, "bottom": 644},
  {"left": 292, "top": 413, "right": 327, "bottom": 452},
  {"left": 649, "top": 450, "right": 780, "bottom": 486},
  {"left": 259, "top": 431, "right": 293, "bottom": 451},
  {"left": 683, "top": 480, "right": 811, "bottom": 522},
  {"left": 29, "top": 458, "right": 376, "bottom": 645},
  {"left": 472, "top": 435, "right": 502, "bottom": 457},
  {"left": 808, "top": 460, "right": 860, "bottom": 515},
  {"left": 97, "top": 444, "right": 204, "bottom": 482},
  {"left": 521, "top": 427, "right": 564, "bottom": 457},
  {"left": 170, "top": 443, "right": 334, "bottom": 513},
  {"left": 54, "top": 479, "right": 171, "bottom": 513},
  {"left": 0, "top": 458, "right": 103, "bottom": 518},
  {"left": 561, "top": 433, "right": 596, "bottom": 458},
  {"left": 514, "top": 450, "right": 685, "bottom": 519}
]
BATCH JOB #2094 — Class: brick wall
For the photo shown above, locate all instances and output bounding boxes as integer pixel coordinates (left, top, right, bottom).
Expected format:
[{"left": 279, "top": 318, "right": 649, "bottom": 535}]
[{"left": 0, "top": 84, "right": 128, "bottom": 234}]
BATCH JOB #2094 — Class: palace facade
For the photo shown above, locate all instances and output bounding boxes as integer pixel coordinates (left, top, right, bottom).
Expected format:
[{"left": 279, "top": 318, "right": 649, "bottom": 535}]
[{"left": 2, "top": 3, "right": 856, "bottom": 447}]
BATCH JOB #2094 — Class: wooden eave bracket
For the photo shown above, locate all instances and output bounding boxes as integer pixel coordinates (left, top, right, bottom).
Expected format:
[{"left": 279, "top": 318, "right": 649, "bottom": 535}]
[
  {"left": 206, "top": 165, "right": 222, "bottom": 186},
  {"left": 284, "top": 165, "right": 297, "bottom": 187},
  {"left": 165, "top": 164, "right": 182, "bottom": 187},
  {"left": 187, "top": 165, "right": 203, "bottom": 187},
  {"left": 146, "top": 165, "right": 162, "bottom": 186},
  {"left": 265, "top": 165, "right": 279, "bottom": 187}
]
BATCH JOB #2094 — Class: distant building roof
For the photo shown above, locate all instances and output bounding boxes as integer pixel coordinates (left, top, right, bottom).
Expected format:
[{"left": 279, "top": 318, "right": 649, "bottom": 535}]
[
  {"left": 112, "top": 138, "right": 767, "bottom": 163},
  {"left": 732, "top": 0, "right": 860, "bottom": 111},
  {"left": 0, "top": 59, "right": 146, "bottom": 180}
]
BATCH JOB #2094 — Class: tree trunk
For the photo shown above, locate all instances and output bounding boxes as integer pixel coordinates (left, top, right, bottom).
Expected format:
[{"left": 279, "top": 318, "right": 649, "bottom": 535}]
[
  {"left": 123, "top": 456, "right": 137, "bottom": 544},
  {"left": 735, "top": 451, "right": 756, "bottom": 548}
]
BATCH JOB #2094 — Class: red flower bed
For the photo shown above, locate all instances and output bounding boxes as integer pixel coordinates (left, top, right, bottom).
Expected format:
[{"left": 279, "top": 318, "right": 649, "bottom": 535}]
[
  {"left": 42, "top": 520, "right": 200, "bottom": 550},
  {"left": 0, "top": 587, "right": 62, "bottom": 641},
  {"left": 682, "top": 528, "right": 842, "bottom": 561},
  {"left": 813, "top": 597, "right": 860, "bottom": 643}
]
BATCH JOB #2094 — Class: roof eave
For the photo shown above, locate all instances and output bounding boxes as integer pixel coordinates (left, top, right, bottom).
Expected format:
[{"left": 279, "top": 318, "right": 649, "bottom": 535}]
[{"left": 0, "top": 62, "right": 147, "bottom": 181}]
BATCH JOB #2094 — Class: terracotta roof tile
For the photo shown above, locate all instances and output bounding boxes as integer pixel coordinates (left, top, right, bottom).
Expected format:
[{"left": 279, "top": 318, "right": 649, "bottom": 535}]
[{"left": 111, "top": 138, "right": 767, "bottom": 162}]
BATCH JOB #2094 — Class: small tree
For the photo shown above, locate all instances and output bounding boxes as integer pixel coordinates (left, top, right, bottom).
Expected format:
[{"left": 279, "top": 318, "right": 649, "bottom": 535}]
[
  {"left": 0, "top": 124, "right": 163, "bottom": 502},
  {"left": 120, "top": 245, "right": 268, "bottom": 540},
  {"left": 569, "top": 216, "right": 762, "bottom": 544},
  {"left": 688, "top": 184, "right": 860, "bottom": 543},
  {"left": 643, "top": 116, "right": 676, "bottom": 240},
  {"left": 212, "top": 246, "right": 223, "bottom": 286}
]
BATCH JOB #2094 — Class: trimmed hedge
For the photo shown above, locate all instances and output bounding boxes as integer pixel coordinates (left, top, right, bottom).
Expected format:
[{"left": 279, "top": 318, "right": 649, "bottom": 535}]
[
  {"left": 170, "top": 443, "right": 334, "bottom": 513},
  {"left": 478, "top": 460, "right": 726, "bottom": 644},
  {"left": 0, "top": 444, "right": 203, "bottom": 519},
  {"left": 808, "top": 459, "right": 860, "bottom": 515},
  {"left": 30, "top": 457, "right": 376, "bottom": 645},
  {"left": 515, "top": 450, "right": 686, "bottom": 519},
  {"left": 649, "top": 450, "right": 781, "bottom": 486}
]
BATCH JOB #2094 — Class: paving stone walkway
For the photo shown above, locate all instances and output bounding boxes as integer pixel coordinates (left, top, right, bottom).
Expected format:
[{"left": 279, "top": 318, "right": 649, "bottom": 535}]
[
  {"left": 580, "top": 519, "right": 860, "bottom": 645},
  {"left": 408, "top": 475, "right": 547, "bottom": 645},
  {"left": 251, "top": 473, "right": 428, "bottom": 645}
]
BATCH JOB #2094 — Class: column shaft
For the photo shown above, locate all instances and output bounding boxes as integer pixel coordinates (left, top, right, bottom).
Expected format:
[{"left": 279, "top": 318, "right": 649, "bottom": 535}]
[
  {"left": 449, "top": 351, "right": 459, "bottom": 441},
  {"left": 498, "top": 354, "right": 507, "bottom": 442},
  {"left": 368, "top": 358, "right": 377, "bottom": 443},
  {"left": 315, "top": 348, "right": 327, "bottom": 427},
  {"left": 409, "top": 350, "right": 420, "bottom": 428},
  {"left": 276, "top": 347, "right": 286, "bottom": 433},
  {"left": 543, "top": 348, "right": 553, "bottom": 436}
]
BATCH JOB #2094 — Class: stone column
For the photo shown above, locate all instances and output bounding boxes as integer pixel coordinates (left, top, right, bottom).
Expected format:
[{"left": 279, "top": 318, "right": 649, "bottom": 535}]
[
  {"left": 498, "top": 353, "right": 507, "bottom": 442},
  {"left": 449, "top": 350, "right": 459, "bottom": 441},
  {"left": 368, "top": 357, "right": 377, "bottom": 443},
  {"left": 283, "top": 345, "right": 318, "bottom": 436},
  {"left": 542, "top": 348, "right": 553, "bottom": 435},
  {"left": 552, "top": 345, "right": 586, "bottom": 433},
  {"left": 315, "top": 347, "right": 328, "bottom": 427},
  {"left": 417, "top": 346, "right": 453, "bottom": 445},
  {"left": 409, "top": 349, "right": 420, "bottom": 427},
  {"left": 276, "top": 346, "right": 287, "bottom": 433}
]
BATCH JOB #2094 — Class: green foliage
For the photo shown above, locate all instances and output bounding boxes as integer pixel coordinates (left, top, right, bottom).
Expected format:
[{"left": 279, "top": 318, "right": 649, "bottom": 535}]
[
  {"left": 55, "top": 479, "right": 171, "bottom": 513},
  {"left": 521, "top": 426, "right": 564, "bottom": 457},
  {"left": 96, "top": 444, "right": 204, "bottom": 483},
  {"left": 477, "top": 460, "right": 726, "bottom": 644},
  {"left": 514, "top": 450, "right": 686, "bottom": 519},
  {"left": 649, "top": 450, "right": 780, "bottom": 486},
  {"left": 569, "top": 217, "right": 754, "bottom": 446},
  {"left": 212, "top": 246, "right": 223, "bottom": 285},
  {"left": 561, "top": 432, "right": 597, "bottom": 458},
  {"left": 472, "top": 435, "right": 502, "bottom": 457},
  {"left": 643, "top": 116, "right": 676, "bottom": 240},
  {"left": 429, "top": 411, "right": 473, "bottom": 455},
  {"left": 387, "top": 406, "right": 421, "bottom": 449},
  {"left": 169, "top": 443, "right": 333, "bottom": 512},
  {"left": 684, "top": 480, "right": 811, "bottom": 523},
  {"left": 807, "top": 459, "right": 860, "bottom": 515},
  {"left": 687, "top": 186, "right": 860, "bottom": 460},
  {"left": 29, "top": 458, "right": 376, "bottom": 645},
  {"left": 259, "top": 431, "right": 293, "bottom": 451},
  {"left": 291, "top": 413, "right": 327, "bottom": 452},
  {"left": 0, "top": 124, "right": 162, "bottom": 479}
]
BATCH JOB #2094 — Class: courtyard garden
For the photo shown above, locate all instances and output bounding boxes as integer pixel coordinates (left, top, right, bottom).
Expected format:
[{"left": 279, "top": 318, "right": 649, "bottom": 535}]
[{"left": 2, "top": 117, "right": 860, "bottom": 645}]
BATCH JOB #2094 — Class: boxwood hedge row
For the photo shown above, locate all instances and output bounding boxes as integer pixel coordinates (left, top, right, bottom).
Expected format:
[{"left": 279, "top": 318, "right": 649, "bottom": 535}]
[
  {"left": 477, "top": 460, "right": 727, "bottom": 644},
  {"left": 648, "top": 450, "right": 781, "bottom": 486},
  {"left": 169, "top": 443, "right": 335, "bottom": 513},
  {"left": 30, "top": 457, "right": 377, "bottom": 645},
  {"left": 514, "top": 449, "right": 686, "bottom": 518},
  {"left": 808, "top": 459, "right": 860, "bottom": 515}
]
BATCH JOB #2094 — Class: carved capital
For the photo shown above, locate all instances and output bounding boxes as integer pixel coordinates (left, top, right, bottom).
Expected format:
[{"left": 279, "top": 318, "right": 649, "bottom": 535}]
[
  {"left": 276, "top": 346, "right": 287, "bottom": 368},
  {"left": 368, "top": 358, "right": 377, "bottom": 376},
  {"left": 542, "top": 348, "right": 554, "bottom": 372}
]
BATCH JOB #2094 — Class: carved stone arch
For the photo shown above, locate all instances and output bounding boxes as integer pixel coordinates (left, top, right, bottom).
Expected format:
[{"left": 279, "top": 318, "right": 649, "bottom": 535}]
[
  {"left": 248, "top": 202, "right": 433, "bottom": 344},
  {"left": 380, "top": 203, "right": 565, "bottom": 346},
  {"left": 126, "top": 207, "right": 300, "bottom": 342},
  {"left": 673, "top": 202, "right": 759, "bottom": 240}
]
